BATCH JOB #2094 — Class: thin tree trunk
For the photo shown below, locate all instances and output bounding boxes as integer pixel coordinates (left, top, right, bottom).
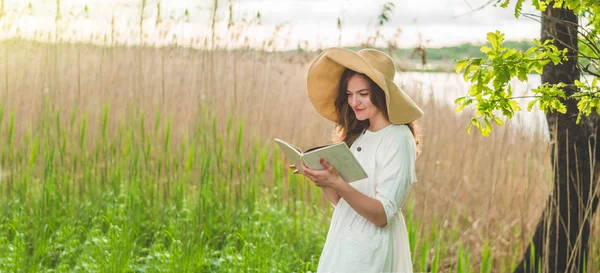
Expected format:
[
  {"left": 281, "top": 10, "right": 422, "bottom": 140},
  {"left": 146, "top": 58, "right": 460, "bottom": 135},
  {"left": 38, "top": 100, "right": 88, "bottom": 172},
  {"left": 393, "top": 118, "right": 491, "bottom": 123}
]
[{"left": 514, "top": 3, "right": 600, "bottom": 273}]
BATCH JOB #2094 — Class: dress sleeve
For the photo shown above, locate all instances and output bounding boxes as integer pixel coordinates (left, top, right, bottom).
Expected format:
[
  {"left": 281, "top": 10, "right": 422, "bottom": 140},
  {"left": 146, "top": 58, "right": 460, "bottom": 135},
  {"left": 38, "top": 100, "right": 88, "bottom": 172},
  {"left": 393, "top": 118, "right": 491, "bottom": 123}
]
[{"left": 374, "top": 126, "right": 417, "bottom": 223}]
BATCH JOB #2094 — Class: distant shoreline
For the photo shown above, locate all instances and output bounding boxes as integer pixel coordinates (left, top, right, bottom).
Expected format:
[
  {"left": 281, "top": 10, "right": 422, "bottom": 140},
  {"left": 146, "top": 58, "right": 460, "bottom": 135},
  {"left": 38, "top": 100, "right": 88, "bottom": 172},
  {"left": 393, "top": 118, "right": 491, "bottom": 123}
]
[{"left": 0, "top": 37, "right": 542, "bottom": 74}]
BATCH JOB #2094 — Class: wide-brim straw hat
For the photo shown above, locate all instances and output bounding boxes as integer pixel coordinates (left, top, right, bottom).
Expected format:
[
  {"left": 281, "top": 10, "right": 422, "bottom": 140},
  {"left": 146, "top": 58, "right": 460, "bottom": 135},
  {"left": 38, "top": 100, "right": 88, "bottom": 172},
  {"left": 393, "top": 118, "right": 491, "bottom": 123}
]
[{"left": 306, "top": 47, "right": 423, "bottom": 124}]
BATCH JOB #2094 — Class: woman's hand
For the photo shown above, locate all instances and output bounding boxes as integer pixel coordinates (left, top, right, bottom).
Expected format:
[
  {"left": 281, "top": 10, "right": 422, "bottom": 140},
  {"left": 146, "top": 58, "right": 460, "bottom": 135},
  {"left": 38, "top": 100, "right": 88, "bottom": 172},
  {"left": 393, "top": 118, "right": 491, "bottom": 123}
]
[
  {"left": 289, "top": 160, "right": 387, "bottom": 227},
  {"left": 289, "top": 162, "right": 342, "bottom": 205},
  {"left": 300, "top": 158, "right": 343, "bottom": 188}
]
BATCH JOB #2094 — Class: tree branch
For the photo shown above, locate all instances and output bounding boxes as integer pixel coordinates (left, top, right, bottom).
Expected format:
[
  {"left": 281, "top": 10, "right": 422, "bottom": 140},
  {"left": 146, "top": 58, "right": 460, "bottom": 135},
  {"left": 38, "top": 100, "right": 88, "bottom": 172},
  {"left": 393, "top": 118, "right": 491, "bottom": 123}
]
[
  {"left": 579, "top": 63, "right": 600, "bottom": 78},
  {"left": 523, "top": 12, "right": 600, "bottom": 59},
  {"left": 452, "top": 0, "right": 497, "bottom": 19}
]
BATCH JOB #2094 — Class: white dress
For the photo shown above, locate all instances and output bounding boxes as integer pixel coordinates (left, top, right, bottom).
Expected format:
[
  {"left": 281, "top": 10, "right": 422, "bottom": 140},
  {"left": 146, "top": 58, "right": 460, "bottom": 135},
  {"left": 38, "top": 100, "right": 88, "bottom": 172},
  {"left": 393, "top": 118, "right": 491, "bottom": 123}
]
[{"left": 317, "top": 124, "right": 417, "bottom": 273}]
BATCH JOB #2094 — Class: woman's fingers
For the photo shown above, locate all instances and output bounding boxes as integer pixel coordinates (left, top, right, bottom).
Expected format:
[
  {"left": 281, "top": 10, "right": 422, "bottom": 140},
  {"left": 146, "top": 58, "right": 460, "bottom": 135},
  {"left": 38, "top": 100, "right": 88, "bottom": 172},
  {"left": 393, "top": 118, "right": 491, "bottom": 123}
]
[
  {"left": 301, "top": 165, "right": 313, "bottom": 179},
  {"left": 304, "top": 172, "right": 318, "bottom": 182},
  {"left": 299, "top": 162, "right": 323, "bottom": 182},
  {"left": 286, "top": 162, "right": 323, "bottom": 180},
  {"left": 301, "top": 162, "right": 307, "bottom": 172},
  {"left": 319, "top": 158, "right": 333, "bottom": 171}
]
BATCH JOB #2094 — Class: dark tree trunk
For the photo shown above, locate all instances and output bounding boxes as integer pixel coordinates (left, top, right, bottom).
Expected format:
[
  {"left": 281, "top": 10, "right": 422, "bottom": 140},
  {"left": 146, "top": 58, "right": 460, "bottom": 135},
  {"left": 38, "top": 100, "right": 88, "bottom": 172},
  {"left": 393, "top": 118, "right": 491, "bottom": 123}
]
[{"left": 514, "top": 3, "right": 600, "bottom": 273}]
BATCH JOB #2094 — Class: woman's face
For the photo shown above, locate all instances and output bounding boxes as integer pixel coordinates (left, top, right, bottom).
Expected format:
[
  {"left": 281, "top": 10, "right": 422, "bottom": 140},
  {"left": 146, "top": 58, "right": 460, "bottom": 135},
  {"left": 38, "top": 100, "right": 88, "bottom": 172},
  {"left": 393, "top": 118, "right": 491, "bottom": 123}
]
[{"left": 346, "top": 74, "right": 381, "bottom": 121}]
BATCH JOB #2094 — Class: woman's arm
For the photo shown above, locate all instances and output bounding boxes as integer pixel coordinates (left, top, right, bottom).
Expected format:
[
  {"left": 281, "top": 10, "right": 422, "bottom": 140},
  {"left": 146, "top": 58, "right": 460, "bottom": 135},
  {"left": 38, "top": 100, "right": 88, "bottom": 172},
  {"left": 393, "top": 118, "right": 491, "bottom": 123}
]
[
  {"left": 321, "top": 187, "right": 342, "bottom": 206},
  {"left": 300, "top": 127, "right": 417, "bottom": 229},
  {"left": 331, "top": 176, "right": 388, "bottom": 227},
  {"left": 301, "top": 161, "right": 388, "bottom": 228}
]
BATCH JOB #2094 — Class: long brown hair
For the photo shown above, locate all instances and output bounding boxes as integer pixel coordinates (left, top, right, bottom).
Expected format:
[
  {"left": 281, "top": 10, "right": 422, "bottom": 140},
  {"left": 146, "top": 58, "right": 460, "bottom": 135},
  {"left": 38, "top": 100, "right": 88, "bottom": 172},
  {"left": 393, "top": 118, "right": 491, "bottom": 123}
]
[{"left": 332, "top": 68, "right": 421, "bottom": 152}]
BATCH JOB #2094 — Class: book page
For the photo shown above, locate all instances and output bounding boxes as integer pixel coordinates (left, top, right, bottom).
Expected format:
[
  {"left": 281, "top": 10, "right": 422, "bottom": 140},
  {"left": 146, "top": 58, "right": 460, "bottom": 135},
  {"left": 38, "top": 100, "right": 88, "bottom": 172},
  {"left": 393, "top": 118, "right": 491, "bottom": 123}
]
[
  {"left": 304, "top": 144, "right": 332, "bottom": 153},
  {"left": 302, "top": 143, "right": 368, "bottom": 183}
]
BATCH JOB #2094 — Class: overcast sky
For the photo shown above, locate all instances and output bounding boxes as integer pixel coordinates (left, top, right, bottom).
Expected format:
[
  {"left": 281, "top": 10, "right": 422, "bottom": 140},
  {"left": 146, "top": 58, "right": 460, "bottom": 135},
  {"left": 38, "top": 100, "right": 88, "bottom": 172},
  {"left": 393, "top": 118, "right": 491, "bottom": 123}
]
[
  {"left": 1, "top": 0, "right": 543, "bottom": 50},
  {"left": 232, "top": 0, "right": 541, "bottom": 48}
]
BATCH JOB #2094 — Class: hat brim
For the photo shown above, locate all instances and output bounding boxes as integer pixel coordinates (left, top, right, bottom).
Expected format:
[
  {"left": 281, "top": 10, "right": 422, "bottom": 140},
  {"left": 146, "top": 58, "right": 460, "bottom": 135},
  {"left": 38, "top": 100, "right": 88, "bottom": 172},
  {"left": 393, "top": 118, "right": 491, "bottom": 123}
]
[{"left": 306, "top": 47, "right": 423, "bottom": 125}]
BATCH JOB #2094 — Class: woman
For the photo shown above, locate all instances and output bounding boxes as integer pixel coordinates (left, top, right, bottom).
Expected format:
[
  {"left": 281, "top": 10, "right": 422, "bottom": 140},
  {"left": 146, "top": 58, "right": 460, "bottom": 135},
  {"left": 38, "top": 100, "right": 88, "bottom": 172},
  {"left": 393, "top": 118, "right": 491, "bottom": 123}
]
[{"left": 290, "top": 48, "right": 422, "bottom": 273}]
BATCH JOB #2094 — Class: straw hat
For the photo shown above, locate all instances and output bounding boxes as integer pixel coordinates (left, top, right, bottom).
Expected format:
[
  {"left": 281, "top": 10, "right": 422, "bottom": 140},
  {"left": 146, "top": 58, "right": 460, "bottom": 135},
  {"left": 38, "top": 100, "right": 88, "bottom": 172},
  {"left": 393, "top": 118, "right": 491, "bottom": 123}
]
[{"left": 306, "top": 47, "right": 423, "bottom": 124}]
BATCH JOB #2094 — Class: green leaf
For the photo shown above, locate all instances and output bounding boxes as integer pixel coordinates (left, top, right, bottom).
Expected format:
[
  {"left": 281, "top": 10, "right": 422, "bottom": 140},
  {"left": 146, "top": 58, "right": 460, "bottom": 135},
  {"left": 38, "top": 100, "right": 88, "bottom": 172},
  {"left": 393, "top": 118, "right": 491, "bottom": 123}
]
[
  {"left": 463, "top": 62, "right": 473, "bottom": 81},
  {"left": 456, "top": 103, "right": 467, "bottom": 113},
  {"left": 525, "top": 46, "right": 537, "bottom": 55},
  {"left": 509, "top": 100, "right": 522, "bottom": 112},
  {"left": 455, "top": 98, "right": 473, "bottom": 113},
  {"left": 470, "top": 58, "right": 483, "bottom": 66},
  {"left": 533, "top": 62, "right": 544, "bottom": 74},
  {"left": 482, "top": 118, "right": 492, "bottom": 137},
  {"left": 577, "top": 97, "right": 590, "bottom": 115},
  {"left": 504, "top": 48, "right": 518, "bottom": 59},
  {"left": 468, "top": 85, "right": 479, "bottom": 97},
  {"left": 527, "top": 100, "right": 537, "bottom": 112},
  {"left": 514, "top": 0, "right": 524, "bottom": 17},
  {"left": 455, "top": 59, "right": 469, "bottom": 73},
  {"left": 471, "top": 118, "right": 481, "bottom": 129},
  {"left": 552, "top": 100, "right": 567, "bottom": 113},
  {"left": 517, "top": 68, "right": 528, "bottom": 82},
  {"left": 496, "top": 66, "right": 511, "bottom": 83},
  {"left": 493, "top": 116, "right": 504, "bottom": 126},
  {"left": 480, "top": 46, "right": 492, "bottom": 54},
  {"left": 486, "top": 31, "right": 504, "bottom": 52}
]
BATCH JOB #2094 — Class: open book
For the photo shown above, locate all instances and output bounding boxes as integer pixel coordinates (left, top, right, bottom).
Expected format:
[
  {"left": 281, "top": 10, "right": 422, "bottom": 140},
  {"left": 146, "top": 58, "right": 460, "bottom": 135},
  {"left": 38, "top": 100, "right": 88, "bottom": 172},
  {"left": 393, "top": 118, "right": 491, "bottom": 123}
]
[{"left": 274, "top": 138, "right": 368, "bottom": 183}]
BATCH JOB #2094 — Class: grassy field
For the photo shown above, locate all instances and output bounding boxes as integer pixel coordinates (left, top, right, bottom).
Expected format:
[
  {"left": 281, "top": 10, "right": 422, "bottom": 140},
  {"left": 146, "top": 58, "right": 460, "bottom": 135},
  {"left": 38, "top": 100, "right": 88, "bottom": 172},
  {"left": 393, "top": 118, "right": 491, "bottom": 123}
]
[{"left": 1, "top": 38, "right": 600, "bottom": 272}]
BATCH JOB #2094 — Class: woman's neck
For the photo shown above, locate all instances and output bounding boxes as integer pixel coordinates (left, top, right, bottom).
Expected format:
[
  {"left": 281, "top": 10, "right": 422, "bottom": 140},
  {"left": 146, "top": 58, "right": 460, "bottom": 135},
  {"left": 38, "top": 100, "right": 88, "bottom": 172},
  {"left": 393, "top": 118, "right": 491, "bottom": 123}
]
[{"left": 367, "top": 113, "right": 391, "bottom": 132}]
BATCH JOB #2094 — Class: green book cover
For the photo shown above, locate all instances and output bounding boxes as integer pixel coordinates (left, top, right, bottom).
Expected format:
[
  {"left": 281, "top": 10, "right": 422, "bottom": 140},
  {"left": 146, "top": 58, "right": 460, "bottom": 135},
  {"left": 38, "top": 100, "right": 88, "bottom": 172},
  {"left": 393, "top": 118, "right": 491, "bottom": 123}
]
[{"left": 274, "top": 138, "right": 368, "bottom": 183}]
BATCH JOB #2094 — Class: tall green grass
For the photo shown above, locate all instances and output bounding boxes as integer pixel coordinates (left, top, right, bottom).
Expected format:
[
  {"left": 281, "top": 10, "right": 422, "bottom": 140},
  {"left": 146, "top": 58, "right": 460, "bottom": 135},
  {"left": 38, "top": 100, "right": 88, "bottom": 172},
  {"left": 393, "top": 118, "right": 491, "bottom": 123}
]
[
  {"left": 0, "top": 97, "right": 542, "bottom": 272},
  {"left": 0, "top": 100, "right": 331, "bottom": 272}
]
